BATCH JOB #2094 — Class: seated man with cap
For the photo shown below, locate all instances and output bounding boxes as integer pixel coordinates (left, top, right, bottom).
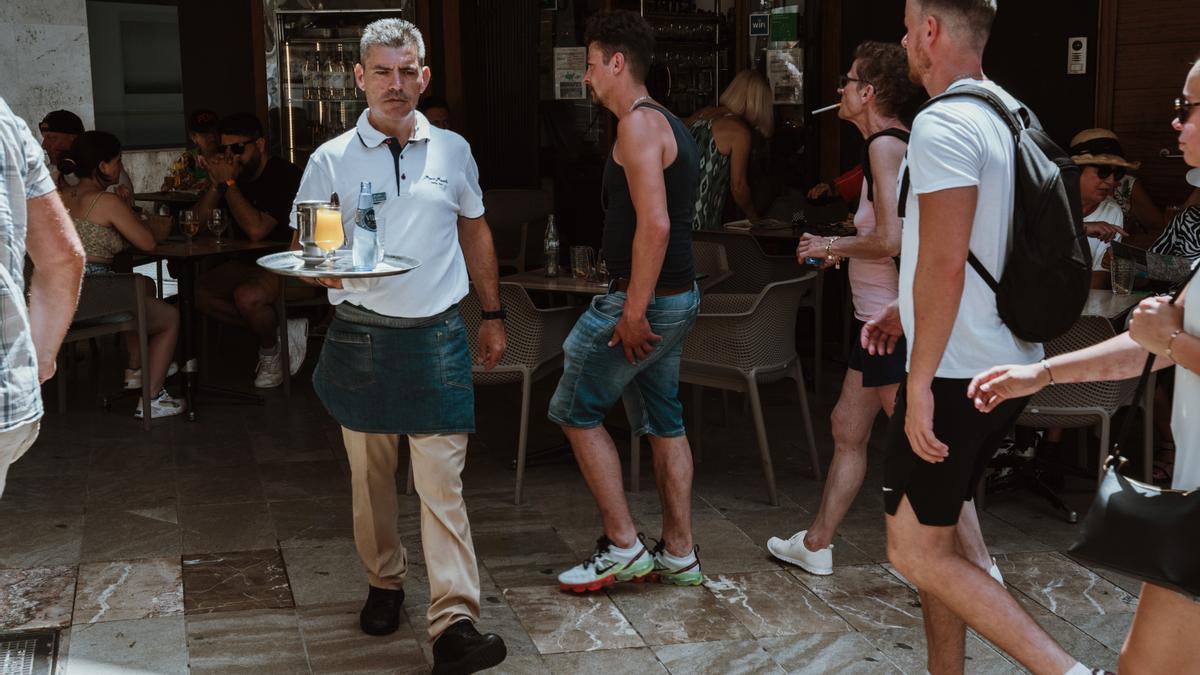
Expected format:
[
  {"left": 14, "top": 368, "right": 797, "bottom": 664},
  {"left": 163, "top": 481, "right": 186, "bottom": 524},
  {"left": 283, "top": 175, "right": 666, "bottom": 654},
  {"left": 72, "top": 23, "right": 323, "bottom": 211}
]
[
  {"left": 1070, "top": 128, "right": 1138, "bottom": 289},
  {"left": 40, "top": 109, "right": 135, "bottom": 205}
]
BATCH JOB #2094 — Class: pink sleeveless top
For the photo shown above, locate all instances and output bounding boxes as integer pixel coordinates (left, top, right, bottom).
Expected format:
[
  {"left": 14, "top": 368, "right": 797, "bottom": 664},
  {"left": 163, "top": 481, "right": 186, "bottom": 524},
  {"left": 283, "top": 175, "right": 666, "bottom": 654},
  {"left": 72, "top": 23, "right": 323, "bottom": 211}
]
[{"left": 847, "top": 176, "right": 899, "bottom": 321}]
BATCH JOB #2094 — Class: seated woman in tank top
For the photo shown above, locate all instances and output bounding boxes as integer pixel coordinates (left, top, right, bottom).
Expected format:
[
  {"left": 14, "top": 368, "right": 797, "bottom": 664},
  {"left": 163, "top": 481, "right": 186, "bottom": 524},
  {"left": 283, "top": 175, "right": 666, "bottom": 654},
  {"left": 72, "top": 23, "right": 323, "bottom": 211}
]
[
  {"left": 58, "top": 131, "right": 184, "bottom": 419},
  {"left": 766, "top": 42, "right": 1002, "bottom": 582},
  {"left": 684, "top": 70, "right": 773, "bottom": 230}
]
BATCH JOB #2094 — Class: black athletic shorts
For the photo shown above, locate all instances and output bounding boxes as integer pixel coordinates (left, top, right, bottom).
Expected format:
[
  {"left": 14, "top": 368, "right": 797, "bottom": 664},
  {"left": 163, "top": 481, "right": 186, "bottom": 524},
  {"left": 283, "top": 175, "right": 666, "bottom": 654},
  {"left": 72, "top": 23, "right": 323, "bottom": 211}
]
[
  {"left": 883, "top": 377, "right": 1028, "bottom": 526},
  {"left": 847, "top": 319, "right": 907, "bottom": 388}
]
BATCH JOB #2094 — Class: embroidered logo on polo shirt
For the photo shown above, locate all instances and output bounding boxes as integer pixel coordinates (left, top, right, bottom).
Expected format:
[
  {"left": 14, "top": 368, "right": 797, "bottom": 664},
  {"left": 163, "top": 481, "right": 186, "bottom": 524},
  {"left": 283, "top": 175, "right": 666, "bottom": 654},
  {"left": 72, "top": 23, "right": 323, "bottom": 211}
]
[{"left": 421, "top": 175, "right": 449, "bottom": 189}]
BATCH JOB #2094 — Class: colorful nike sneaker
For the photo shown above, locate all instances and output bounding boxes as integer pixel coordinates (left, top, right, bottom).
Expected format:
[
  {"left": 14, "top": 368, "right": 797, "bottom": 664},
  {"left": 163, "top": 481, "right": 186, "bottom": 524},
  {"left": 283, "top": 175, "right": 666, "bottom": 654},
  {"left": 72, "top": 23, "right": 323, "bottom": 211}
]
[
  {"left": 650, "top": 540, "right": 704, "bottom": 586},
  {"left": 557, "top": 535, "right": 654, "bottom": 593}
]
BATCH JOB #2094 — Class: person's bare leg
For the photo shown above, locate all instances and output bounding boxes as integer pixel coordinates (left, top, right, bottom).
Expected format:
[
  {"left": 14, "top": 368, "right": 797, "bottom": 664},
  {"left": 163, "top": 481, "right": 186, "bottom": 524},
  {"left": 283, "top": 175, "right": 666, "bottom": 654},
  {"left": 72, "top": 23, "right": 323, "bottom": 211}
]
[
  {"left": 887, "top": 496, "right": 1075, "bottom": 674},
  {"left": 195, "top": 262, "right": 252, "bottom": 326},
  {"left": 1120, "top": 582, "right": 1200, "bottom": 674},
  {"left": 805, "top": 370, "right": 885, "bottom": 550},
  {"left": 142, "top": 298, "right": 179, "bottom": 392},
  {"left": 232, "top": 273, "right": 282, "bottom": 349},
  {"left": 562, "top": 425, "right": 638, "bottom": 548},
  {"left": 954, "top": 501, "right": 994, "bottom": 572},
  {"left": 646, "top": 433, "right": 692, "bottom": 556}
]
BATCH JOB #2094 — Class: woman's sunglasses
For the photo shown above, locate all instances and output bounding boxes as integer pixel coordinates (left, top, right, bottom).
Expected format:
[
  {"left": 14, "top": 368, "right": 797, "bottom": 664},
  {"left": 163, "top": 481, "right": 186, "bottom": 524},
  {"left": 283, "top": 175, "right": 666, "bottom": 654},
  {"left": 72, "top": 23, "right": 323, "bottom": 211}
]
[
  {"left": 1088, "top": 165, "right": 1127, "bottom": 181},
  {"left": 1176, "top": 98, "right": 1198, "bottom": 126}
]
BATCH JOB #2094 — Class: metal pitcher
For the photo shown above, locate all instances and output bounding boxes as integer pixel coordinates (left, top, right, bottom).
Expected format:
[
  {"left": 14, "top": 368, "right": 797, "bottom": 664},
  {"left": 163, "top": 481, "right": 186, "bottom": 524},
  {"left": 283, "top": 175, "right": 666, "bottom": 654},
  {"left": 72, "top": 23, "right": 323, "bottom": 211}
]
[{"left": 295, "top": 200, "right": 332, "bottom": 261}]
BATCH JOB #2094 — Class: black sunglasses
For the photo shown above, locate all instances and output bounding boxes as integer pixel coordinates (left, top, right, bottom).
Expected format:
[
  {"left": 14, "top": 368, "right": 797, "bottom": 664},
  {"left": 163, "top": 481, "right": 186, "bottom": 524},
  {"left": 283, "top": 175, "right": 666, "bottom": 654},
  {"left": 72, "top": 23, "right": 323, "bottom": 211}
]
[
  {"left": 839, "top": 75, "right": 868, "bottom": 89},
  {"left": 217, "top": 139, "right": 258, "bottom": 154},
  {"left": 1176, "top": 97, "right": 1198, "bottom": 126},
  {"left": 1088, "top": 165, "right": 1127, "bottom": 181}
]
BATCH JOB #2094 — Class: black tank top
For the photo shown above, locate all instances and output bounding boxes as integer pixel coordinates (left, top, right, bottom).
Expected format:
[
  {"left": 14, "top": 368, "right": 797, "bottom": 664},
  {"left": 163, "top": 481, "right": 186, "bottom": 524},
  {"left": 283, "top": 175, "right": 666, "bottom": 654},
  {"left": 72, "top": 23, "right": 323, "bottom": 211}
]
[{"left": 601, "top": 102, "right": 699, "bottom": 288}]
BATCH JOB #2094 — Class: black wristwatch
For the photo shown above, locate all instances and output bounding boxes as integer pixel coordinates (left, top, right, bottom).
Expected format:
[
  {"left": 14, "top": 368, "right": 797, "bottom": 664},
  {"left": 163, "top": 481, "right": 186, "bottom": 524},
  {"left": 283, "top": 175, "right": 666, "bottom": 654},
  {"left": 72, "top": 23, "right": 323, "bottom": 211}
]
[{"left": 481, "top": 307, "right": 507, "bottom": 321}]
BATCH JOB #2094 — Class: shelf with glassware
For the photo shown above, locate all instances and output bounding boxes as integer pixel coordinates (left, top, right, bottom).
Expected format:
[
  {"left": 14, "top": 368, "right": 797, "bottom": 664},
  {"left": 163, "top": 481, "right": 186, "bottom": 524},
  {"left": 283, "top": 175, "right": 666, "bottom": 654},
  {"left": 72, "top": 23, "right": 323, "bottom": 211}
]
[
  {"left": 640, "top": 6, "right": 731, "bottom": 118},
  {"left": 279, "top": 39, "right": 364, "bottom": 164}
]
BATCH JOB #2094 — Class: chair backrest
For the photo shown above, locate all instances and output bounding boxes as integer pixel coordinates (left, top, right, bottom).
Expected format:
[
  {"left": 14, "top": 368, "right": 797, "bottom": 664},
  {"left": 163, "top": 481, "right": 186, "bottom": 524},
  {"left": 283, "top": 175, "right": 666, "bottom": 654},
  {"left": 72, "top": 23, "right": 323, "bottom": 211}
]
[
  {"left": 683, "top": 274, "right": 816, "bottom": 372},
  {"left": 70, "top": 274, "right": 143, "bottom": 325},
  {"left": 691, "top": 240, "right": 729, "bottom": 292},
  {"left": 483, "top": 189, "right": 553, "bottom": 272},
  {"left": 693, "top": 229, "right": 801, "bottom": 293},
  {"left": 459, "top": 282, "right": 547, "bottom": 375},
  {"left": 1018, "top": 315, "right": 1130, "bottom": 424}
]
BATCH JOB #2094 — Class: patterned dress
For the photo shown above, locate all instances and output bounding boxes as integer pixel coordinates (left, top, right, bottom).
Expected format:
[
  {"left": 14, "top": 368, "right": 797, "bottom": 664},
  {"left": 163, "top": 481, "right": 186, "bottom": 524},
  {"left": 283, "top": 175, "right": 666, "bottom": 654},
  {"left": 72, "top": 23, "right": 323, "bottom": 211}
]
[{"left": 688, "top": 115, "right": 733, "bottom": 231}]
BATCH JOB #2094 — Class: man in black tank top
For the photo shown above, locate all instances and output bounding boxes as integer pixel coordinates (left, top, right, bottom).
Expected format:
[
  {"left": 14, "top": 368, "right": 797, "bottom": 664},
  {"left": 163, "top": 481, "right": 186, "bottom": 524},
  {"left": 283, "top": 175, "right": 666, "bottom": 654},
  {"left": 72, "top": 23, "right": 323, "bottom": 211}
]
[{"left": 548, "top": 9, "right": 704, "bottom": 594}]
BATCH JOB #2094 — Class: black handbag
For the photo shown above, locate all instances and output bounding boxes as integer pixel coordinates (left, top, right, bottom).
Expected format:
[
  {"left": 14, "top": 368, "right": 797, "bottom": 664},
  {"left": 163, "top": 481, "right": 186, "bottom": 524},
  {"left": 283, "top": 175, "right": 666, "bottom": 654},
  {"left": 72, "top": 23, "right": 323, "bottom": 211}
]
[{"left": 1068, "top": 265, "right": 1200, "bottom": 599}]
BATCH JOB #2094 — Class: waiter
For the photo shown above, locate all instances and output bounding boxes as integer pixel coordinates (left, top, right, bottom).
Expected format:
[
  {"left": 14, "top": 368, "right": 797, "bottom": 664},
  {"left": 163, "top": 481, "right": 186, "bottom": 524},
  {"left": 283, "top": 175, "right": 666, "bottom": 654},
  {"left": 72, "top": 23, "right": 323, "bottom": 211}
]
[{"left": 291, "top": 18, "right": 507, "bottom": 674}]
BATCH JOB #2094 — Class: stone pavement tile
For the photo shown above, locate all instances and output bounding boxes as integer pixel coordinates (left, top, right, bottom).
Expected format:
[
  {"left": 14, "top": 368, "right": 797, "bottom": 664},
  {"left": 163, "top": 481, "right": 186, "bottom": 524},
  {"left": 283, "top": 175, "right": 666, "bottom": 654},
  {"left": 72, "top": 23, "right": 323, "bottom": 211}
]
[
  {"left": 0, "top": 473, "right": 86, "bottom": 514},
  {"left": 186, "top": 608, "right": 309, "bottom": 674},
  {"left": 543, "top": 647, "right": 666, "bottom": 673},
  {"left": 607, "top": 581, "right": 752, "bottom": 646},
  {"left": 793, "top": 564, "right": 923, "bottom": 631},
  {"left": 995, "top": 552, "right": 1138, "bottom": 621},
  {"left": 474, "top": 527, "right": 579, "bottom": 589},
  {"left": 258, "top": 459, "right": 349, "bottom": 501},
  {"left": 180, "top": 501, "right": 276, "bottom": 555},
  {"left": 503, "top": 585, "right": 644, "bottom": 655},
  {"left": 64, "top": 616, "right": 188, "bottom": 675},
  {"left": 759, "top": 632, "right": 901, "bottom": 674},
  {"left": 860, "top": 626, "right": 1017, "bottom": 675},
  {"left": 85, "top": 468, "right": 176, "bottom": 511},
  {"left": 652, "top": 639, "right": 784, "bottom": 674},
  {"left": 0, "top": 512, "right": 83, "bottom": 568},
  {"left": 81, "top": 507, "right": 178, "bottom": 563},
  {"left": 827, "top": 514, "right": 889, "bottom": 563},
  {"left": 704, "top": 570, "right": 851, "bottom": 638},
  {"left": 0, "top": 565, "right": 76, "bottom": 631},
  {"left": 689, "top": 513, "right": 785, "bottom": 574},
  {"left": 1009, "top": 589, "right": 1119, "bottom": 673},
  {"left": 176, "top": 465, "right": 266, "bottom": 505},
  {"left": 181, "top": 549, "right": 293, "bottom": 615},
  {"left": 281, "top": 541, "right": 369, "bottom": 607},
  {"left": 979, "top": 511, "right": 1056, "bottom": 555},
  {"left": 718, "top": 508, "right": 877, "bottom": 569},
  {"left": 72, "top": 557, "right": 182, "bottom": 625},
  {"left": 249, "top": 426, "right": 336, "bottom": 464},
  {"left": 1072, "top": 611, "right": 1134, "bottom": 654},
  {"left": 297, "top": 601, "right": 427, "bottom": 673},
  {"left": 270, "top": 495, "right": 355, "bottom": 548}
]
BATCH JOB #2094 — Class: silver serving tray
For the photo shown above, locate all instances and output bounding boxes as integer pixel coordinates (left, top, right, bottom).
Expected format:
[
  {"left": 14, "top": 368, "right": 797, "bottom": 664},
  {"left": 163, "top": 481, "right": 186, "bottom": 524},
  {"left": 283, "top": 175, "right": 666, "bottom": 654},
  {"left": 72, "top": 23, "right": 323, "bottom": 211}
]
[{"left": 256, "top": 250, "right": 421, "bottom": 278}]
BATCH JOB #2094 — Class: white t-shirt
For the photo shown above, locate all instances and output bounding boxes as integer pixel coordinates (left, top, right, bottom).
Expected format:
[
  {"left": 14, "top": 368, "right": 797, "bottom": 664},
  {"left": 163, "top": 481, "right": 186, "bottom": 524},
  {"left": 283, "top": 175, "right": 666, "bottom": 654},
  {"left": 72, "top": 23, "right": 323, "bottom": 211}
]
[
  {"left": 290, "top": 110, "right": 485, "bottom": 318},
  {"left": 1085, "top": 198, "right": 1123, "bottom": 272},
  {"left": 1172, "top": 265, "right": 1200, "bottom": 491},
  {"left": 897, "top": 79, "right": 1044, "bottom": 379}
]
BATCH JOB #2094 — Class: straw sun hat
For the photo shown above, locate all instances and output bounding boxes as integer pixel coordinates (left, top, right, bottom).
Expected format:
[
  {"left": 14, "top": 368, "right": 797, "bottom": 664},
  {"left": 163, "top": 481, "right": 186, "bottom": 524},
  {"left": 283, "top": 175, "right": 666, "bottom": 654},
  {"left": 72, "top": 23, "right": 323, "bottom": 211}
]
[{"left": 1069, "top": 128, "right": 1141, "bottom": 170}]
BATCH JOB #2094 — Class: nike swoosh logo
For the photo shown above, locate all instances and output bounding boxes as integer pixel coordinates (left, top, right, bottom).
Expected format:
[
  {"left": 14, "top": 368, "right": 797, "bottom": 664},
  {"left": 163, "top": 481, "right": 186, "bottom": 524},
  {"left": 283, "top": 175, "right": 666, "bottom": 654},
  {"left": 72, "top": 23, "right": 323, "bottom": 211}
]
[
  {"left": 881, "top": 487, "right": 894, "bottom": 492},
  {"left": 595, "top": 562, "right": 618, "bottom": 574}
]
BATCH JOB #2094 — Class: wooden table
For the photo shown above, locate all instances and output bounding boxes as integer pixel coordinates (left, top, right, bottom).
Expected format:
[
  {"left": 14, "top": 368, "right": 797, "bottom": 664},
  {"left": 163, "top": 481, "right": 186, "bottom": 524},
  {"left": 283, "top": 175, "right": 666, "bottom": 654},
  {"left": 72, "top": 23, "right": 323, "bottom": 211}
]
[
  {"left": 134, "top": 237, "right": 289, "bottom": 419},
  {"left": 134, "top": 190, "right": 203, "bottom": 206},
  {"left": 503, "top": 269, "right": 611, "bottom": 296},
  {"left": 1082, "top": 289, "right": 1148, "bottom": 320}
]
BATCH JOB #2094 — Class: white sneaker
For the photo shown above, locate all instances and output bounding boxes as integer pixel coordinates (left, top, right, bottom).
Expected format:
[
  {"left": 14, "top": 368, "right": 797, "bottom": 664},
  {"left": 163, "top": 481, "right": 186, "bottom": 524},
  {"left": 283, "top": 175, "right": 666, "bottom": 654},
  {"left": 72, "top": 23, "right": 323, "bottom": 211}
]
[
  {"left": 286, "top": 318, "right": 309, "bottom": 376},
  {"left": 254, "top": 349, "right": 284, "bottom": 388},
  {"left": 767, "top": 530, "right": 833, "bottom": 575},
  {"left": 134, "top": 389, "right": 186, "bottom": 419},
  {"left": 989, "top": 557, "right": 1005, "bottom": 586},
  {"left": 557, "top": 535, "right": 655, "bottom": 593},
  {"left": 124, "top": 362, "right": 179, "bottom": 389}
]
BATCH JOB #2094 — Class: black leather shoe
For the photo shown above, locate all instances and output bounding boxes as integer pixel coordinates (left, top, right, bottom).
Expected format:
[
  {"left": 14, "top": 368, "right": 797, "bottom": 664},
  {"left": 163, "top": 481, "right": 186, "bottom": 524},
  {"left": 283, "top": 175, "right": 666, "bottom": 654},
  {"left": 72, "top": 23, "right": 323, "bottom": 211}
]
[
  {"left": 359, "top": 585, "right": 404, "bottom": 636},
  {"left": 432, "top": 619, "right": 507, "bottom": 674}
]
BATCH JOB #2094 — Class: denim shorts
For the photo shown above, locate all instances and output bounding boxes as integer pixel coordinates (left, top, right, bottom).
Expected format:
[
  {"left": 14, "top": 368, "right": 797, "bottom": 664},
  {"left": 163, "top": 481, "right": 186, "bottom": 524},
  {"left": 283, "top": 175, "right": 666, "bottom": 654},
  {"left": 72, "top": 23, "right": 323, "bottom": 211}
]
[
  {"left": 548, "top": 284, "right": 699, "bottom": 437},
  {"left": 313, "top": 304, "right": 474, "bottom": 435}
]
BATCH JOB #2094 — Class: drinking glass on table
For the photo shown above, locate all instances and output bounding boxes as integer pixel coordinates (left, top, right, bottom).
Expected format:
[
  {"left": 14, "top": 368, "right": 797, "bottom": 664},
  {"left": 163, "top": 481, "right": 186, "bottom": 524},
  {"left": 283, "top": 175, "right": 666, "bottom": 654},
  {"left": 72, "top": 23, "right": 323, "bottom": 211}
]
[
  {"left": 314, "top": 206, "right": 344, "bottom": 266},
  {"left": 179, "top": 209, "right": 201, "bottom": 245},
  {"left": 208, "top": 208, "right": 228, "bottom": 246}
]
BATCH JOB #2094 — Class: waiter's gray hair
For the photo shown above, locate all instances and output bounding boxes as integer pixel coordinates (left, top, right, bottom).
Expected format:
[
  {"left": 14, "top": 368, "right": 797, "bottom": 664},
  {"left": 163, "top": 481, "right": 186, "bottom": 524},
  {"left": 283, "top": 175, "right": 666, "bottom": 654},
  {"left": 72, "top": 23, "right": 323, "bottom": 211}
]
[{"left": 360, "top": 18, "right": 425, "bottom": 65}]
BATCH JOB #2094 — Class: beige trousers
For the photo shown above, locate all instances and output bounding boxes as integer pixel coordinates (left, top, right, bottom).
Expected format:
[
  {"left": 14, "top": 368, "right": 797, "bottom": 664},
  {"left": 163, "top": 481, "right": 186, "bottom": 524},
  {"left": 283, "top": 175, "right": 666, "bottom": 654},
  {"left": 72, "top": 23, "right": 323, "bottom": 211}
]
[
  {"left": 0, "top": 420, "right": 40, "bottom": 498},
  {"left": 341, "top": 428, "right": 480, "bottom": 640}
]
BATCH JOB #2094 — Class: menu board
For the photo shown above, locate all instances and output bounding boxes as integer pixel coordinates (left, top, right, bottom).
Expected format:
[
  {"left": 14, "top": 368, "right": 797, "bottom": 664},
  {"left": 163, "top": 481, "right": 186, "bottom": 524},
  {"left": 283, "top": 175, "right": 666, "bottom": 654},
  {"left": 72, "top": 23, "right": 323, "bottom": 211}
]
[
  {"left": 554, "top": 47, "right": 587, "bottom": 100},
  {"left": 767, "top": 48, "right": 804, "bottom": 105}
]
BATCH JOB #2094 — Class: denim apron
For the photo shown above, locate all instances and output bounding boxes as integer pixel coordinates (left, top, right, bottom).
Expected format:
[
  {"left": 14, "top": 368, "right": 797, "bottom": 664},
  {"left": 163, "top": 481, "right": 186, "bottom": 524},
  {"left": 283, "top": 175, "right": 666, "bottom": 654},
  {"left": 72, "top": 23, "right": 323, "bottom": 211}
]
[{"left": 313, "top": 303, "right": 475, "bottom": 434}]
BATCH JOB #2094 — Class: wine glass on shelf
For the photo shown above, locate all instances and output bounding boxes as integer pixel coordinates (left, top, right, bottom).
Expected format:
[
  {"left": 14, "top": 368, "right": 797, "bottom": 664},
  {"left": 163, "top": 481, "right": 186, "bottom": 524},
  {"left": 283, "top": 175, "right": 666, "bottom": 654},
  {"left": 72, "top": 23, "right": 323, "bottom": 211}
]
[
  {"left": 180, "top": 209, "right": 200, "bottom": 247},
  {"left": 208, "top": 208, "right": 228, "bottom": 246},
  {"left": 314, "top": 206, "right": 344, "bottom": 267}
]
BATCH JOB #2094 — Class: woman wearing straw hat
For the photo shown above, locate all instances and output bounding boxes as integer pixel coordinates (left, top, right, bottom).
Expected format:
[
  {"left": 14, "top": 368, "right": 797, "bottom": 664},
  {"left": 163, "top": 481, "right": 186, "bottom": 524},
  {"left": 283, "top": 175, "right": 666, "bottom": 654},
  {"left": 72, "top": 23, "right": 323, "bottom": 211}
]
[{"left": 1069, "top": 128, "right": 1138, "bottom": 288}]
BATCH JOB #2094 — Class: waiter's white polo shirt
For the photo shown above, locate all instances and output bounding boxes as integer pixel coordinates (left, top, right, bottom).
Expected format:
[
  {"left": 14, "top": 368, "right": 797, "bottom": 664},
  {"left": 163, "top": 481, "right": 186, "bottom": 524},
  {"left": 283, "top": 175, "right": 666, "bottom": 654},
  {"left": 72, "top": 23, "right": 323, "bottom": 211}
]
[{"left": 290, "top": 109, "right": 485, "bottom": 318}]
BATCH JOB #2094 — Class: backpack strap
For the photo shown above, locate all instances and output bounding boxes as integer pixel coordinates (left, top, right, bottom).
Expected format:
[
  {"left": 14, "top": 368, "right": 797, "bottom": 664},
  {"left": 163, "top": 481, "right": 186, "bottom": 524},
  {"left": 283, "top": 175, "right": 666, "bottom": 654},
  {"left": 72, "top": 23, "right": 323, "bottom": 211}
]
[{"left": 862, "top": 128, "right": 910, "bottom": 203}]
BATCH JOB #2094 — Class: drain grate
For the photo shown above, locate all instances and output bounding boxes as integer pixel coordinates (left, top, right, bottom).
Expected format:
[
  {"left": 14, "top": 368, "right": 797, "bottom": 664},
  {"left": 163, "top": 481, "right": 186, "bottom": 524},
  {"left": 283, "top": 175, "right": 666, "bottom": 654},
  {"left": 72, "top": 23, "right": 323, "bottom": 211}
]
[{"left": 0, "top": 630, "right": 56, "bottom": 675}]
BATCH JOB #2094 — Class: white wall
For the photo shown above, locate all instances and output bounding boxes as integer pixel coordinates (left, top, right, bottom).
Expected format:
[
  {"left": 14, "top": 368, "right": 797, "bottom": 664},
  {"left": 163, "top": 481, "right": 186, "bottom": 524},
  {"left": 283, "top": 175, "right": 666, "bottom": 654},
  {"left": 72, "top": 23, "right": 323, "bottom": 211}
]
[{"left": 0, "top": 2, "right": 95, "bottom": 135}]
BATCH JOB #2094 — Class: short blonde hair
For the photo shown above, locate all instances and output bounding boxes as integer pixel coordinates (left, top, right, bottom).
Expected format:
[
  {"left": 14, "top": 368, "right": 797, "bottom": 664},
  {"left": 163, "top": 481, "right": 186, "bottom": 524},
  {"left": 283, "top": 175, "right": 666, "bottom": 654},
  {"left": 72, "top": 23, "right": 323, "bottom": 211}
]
[{"left": 719, "top": 70, "right": 774, "bottom": 138}]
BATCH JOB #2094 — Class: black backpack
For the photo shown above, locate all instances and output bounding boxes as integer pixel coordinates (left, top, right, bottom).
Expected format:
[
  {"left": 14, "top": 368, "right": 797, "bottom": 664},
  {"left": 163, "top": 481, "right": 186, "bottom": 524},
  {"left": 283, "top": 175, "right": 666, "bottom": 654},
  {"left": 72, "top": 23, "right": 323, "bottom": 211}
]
[{"left": 899, "top": 85, "right": 1091, "bottom": 344}]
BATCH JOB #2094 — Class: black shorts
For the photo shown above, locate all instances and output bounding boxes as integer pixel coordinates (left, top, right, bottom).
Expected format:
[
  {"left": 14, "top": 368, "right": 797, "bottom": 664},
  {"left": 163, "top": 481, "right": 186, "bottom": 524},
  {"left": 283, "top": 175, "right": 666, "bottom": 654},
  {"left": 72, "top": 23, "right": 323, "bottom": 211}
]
[
  {"left": 847, "top": 319, "right": 906, "bottom": 388},
  {"left": 882, "top": 377, "right": 1028, "bottom": 526}
]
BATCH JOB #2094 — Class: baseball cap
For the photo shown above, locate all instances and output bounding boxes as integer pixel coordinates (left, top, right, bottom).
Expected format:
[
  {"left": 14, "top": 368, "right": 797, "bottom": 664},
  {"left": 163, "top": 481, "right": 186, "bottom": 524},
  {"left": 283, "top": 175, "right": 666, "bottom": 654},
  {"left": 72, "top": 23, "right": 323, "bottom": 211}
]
[{"left": 39, "top": 110, "right": 84, "bottom": 135}]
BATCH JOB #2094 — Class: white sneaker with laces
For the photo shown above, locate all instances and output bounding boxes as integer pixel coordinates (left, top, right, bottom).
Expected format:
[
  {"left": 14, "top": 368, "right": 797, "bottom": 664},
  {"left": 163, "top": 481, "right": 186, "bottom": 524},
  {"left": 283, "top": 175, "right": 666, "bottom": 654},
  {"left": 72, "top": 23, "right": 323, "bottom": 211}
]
[
  {"left": 557, "top": 535, "right": 654, "bottom": 593},
  {"left": 124, "top": 362, "right": 179, "bottom": 389},
  {"left": 254, "top": 349, "right": 284, "bottom": 388},
  {"left": 286, "top": 318, "right": 309, "bottom": 376},
  {"left": 134, "top": 389, "right": 186, "bottom": 419},
  {"left": 767, "top": 530, "right": 833, "bottom": 575}
]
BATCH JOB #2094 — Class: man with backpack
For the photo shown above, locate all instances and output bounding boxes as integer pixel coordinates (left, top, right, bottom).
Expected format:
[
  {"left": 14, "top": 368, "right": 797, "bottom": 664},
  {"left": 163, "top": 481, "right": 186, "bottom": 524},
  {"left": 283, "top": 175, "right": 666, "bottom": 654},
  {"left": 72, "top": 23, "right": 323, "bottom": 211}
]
[{"left": 863, "top": 1, "right": 1099, "bottom": 674}]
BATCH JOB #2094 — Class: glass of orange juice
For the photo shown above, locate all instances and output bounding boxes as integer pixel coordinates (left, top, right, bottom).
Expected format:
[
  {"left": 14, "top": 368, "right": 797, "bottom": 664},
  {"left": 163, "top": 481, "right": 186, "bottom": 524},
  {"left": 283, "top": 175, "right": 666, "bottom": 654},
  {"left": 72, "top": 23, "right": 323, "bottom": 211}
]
[{"left": 314, "top": 207, "right": 344, "bottom": 267}]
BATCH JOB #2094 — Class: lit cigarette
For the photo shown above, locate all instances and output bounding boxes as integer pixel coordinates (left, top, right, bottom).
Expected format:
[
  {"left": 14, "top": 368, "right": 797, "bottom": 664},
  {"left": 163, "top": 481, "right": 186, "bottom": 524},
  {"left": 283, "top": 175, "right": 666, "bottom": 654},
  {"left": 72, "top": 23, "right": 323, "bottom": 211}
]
[{"left": 812, "top": 103, "right": 841, "bottom": 115}]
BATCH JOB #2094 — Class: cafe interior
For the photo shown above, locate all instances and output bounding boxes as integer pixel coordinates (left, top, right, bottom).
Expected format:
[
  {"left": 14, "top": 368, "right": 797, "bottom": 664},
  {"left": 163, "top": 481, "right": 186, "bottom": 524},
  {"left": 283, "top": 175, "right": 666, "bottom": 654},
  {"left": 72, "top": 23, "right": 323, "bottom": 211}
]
[{"left": 2, "top": 0, "right": 1199, "bottom": 672}]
